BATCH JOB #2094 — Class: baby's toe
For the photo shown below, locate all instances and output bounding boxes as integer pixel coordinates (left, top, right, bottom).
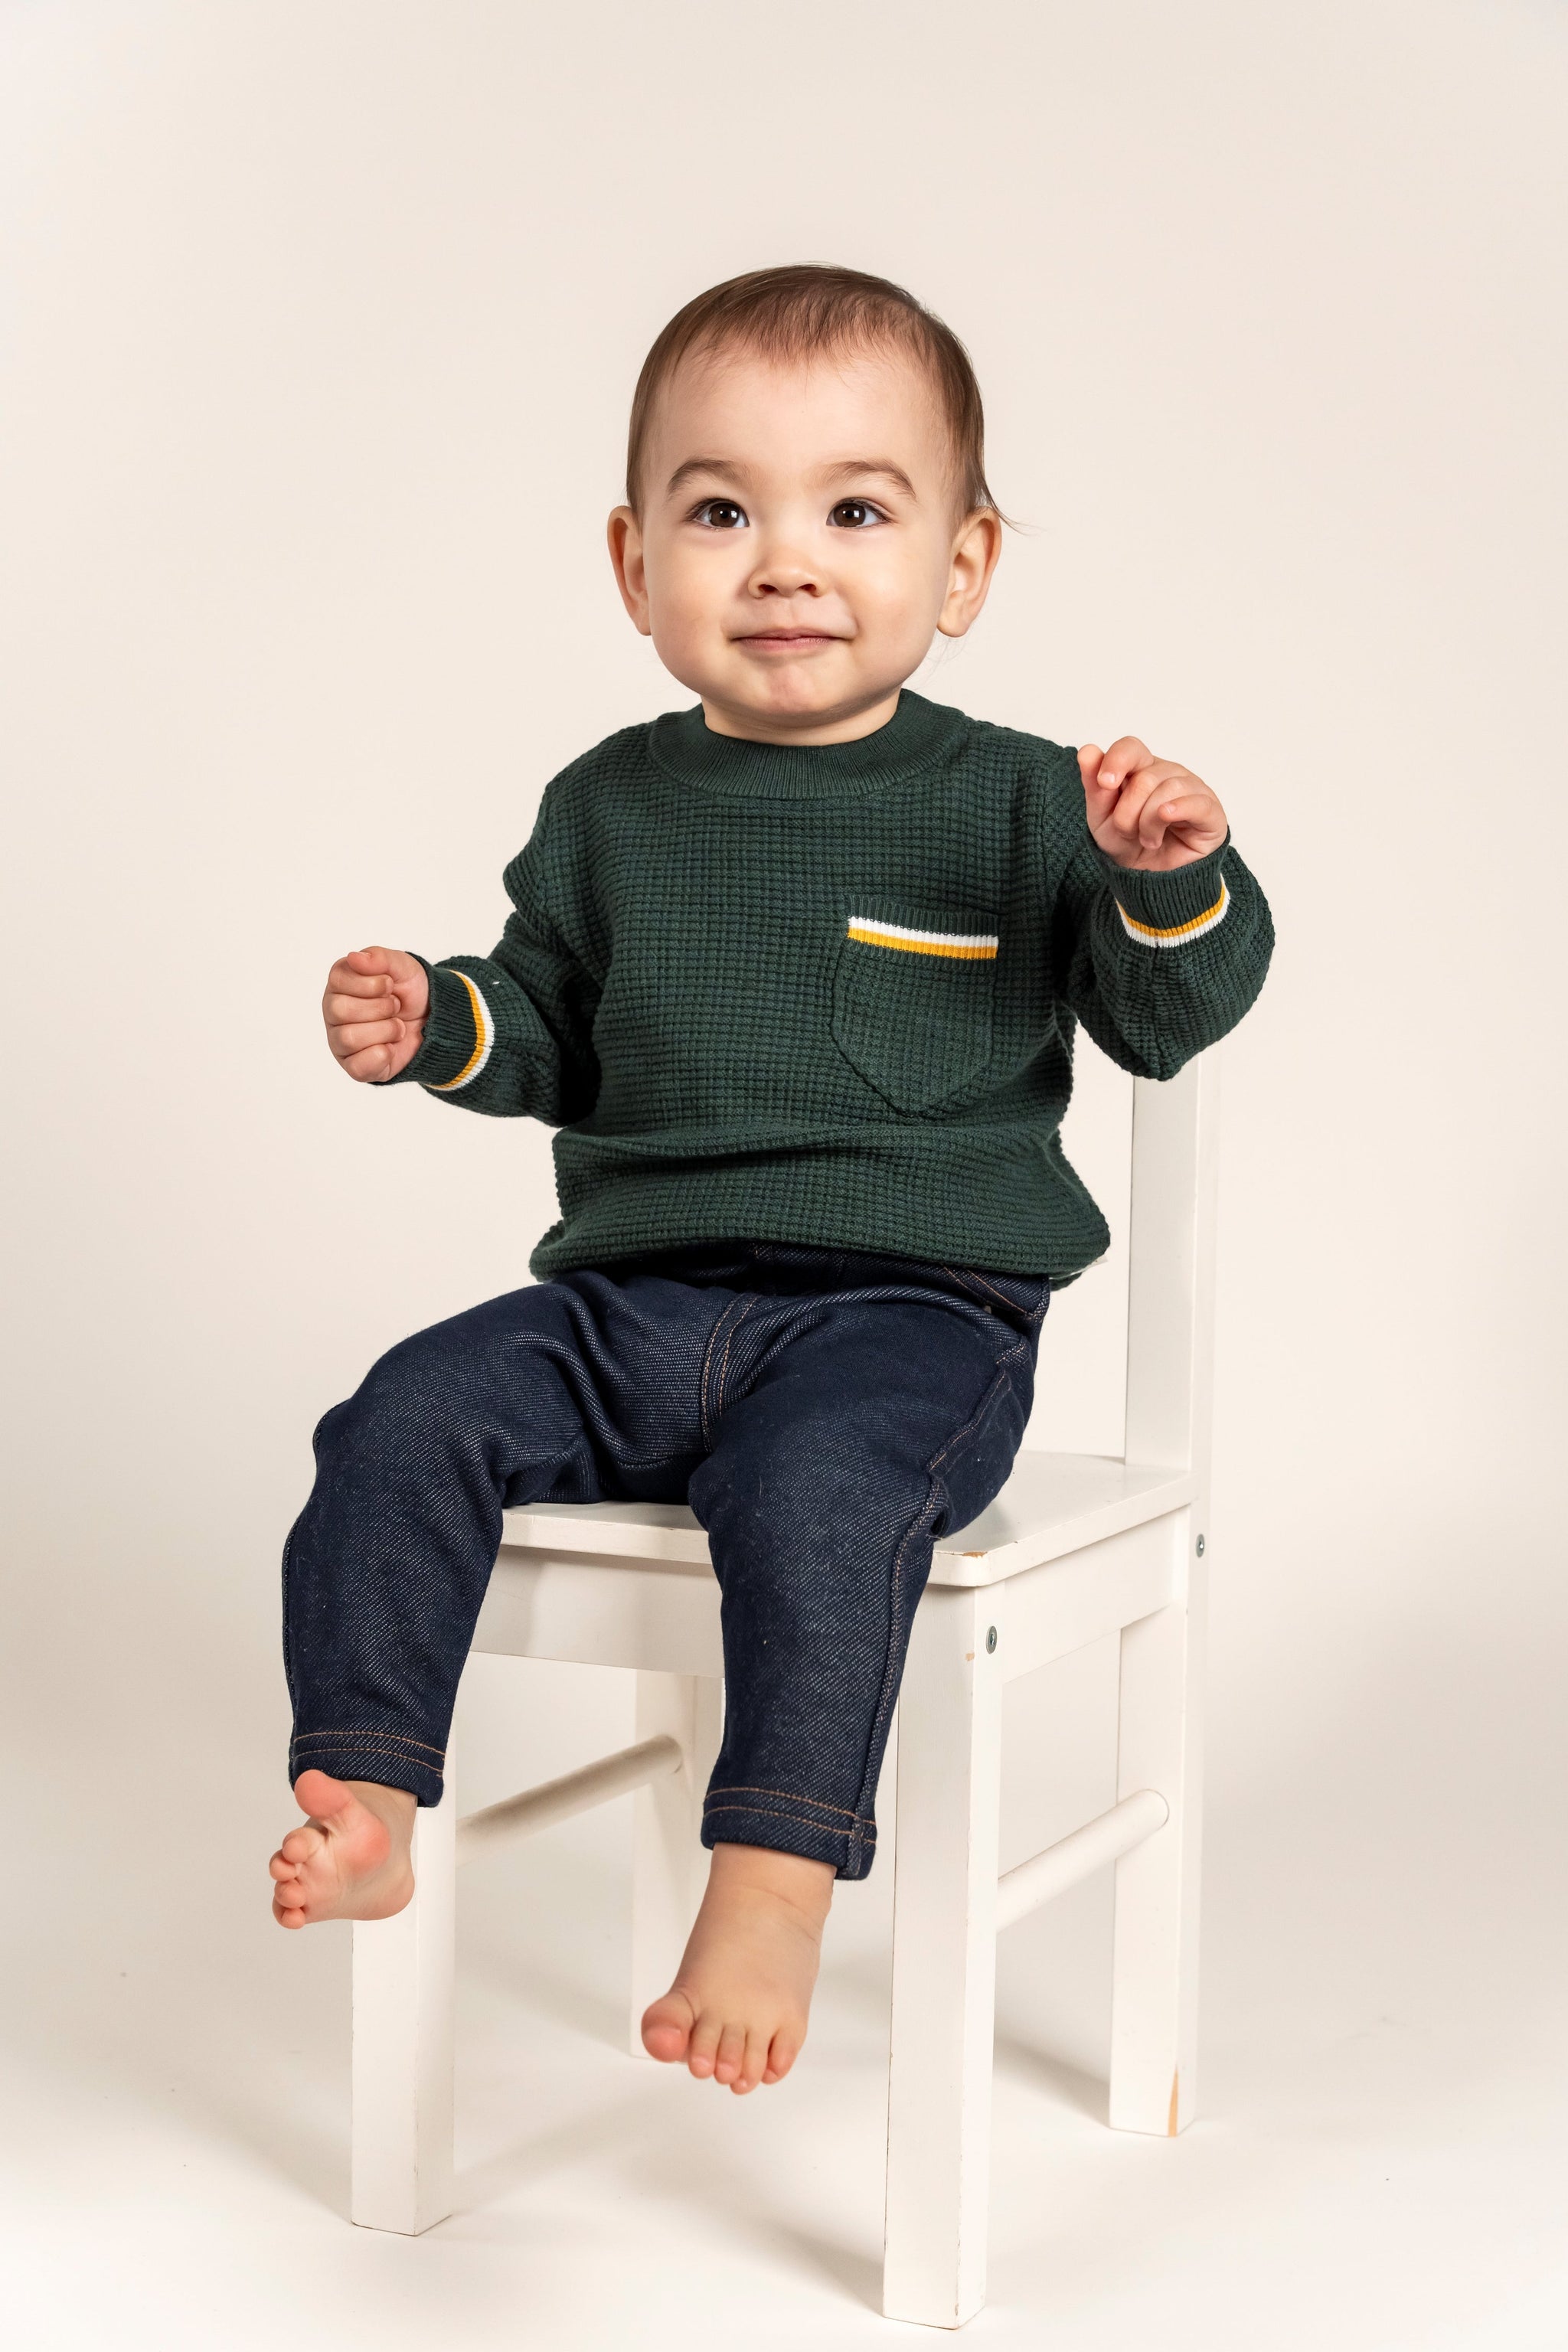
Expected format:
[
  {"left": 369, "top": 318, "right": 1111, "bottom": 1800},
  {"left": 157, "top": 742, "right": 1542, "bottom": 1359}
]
[
  {"left": 279, "top": 1824, "right": 325, "bottom": 1867},
  {"left": 763, "top": 2028, "right": 802, "bottom": 2084},
  {"left": 713, "top": 2021, "right": 746, "bottom": 2084},
  {"left": 732, "top": 2029, "right": 769, "bottom": 2094},
  {"left": 686, "top": 2010, "right": 722, "bottom": 2079},
  {"left": 639, "top": 1992, "right": 694, "bottom": 2065}
]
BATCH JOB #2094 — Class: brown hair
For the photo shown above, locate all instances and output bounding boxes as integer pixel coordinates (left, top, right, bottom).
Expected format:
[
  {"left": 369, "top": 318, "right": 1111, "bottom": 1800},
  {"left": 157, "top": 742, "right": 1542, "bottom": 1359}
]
[{"left": 625, "top": 263, "right": 998, "bottom": 519}]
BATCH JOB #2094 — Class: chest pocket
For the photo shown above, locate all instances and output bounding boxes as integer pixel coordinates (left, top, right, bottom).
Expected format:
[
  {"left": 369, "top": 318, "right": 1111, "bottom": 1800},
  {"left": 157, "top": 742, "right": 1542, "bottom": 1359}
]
[{"left": 831, "top": 900, "right": 998, "bottom": 1115}]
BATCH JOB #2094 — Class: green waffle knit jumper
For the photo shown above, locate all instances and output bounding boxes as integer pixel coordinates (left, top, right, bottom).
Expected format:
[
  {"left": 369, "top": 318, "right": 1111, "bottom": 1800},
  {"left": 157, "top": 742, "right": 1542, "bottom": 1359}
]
[{"left": 390, "top": 690, "right": 1273, "bottom": 1280}]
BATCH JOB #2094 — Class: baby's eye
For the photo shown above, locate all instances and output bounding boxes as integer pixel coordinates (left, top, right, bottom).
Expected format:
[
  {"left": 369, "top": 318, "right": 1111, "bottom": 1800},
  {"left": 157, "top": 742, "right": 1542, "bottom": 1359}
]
[
  {"left": 828, "top": 499, "right": 887, "bottom": 529},
  {"left": 693, "top": 499, "right": 748, "bottom": 529}
]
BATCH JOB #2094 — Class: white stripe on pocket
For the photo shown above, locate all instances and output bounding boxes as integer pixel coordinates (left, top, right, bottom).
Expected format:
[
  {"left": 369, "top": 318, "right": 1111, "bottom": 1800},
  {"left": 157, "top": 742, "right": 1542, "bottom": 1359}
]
[{"left": 846, "top": 917, "right": 999, "bottom": 960}]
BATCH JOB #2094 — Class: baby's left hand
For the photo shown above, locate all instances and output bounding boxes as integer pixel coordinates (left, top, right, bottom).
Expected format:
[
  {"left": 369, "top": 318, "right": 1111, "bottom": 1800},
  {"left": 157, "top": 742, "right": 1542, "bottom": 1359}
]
[{"left": 1077, "top": 737, "right": 1229, "bottom": 871}]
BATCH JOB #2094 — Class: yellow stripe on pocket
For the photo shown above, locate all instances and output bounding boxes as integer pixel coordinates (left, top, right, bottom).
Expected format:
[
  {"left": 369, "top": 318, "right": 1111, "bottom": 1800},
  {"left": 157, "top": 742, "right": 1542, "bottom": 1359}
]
[{"left": 846, "top": 918, "right": 998, "bottom": 960}]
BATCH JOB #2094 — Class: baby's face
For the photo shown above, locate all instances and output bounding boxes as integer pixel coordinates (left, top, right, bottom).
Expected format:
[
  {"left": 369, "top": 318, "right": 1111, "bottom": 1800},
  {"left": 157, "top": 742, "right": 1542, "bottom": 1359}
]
[{"left": 609, "top": 343, "right": 999, "bottom": 742}]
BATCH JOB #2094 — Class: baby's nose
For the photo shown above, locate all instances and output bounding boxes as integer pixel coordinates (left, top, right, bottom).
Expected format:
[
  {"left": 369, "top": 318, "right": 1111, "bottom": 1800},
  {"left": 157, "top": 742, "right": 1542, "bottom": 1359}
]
[{"left": 749, "top": 549, "right": 821, "bottom": 596}]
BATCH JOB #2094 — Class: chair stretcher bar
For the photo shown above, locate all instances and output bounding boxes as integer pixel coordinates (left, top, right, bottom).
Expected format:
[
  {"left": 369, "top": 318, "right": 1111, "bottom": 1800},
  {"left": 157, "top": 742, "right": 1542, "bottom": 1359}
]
[
  {"left": 456, "top": 1733, "right": 682, "bottom": 1865},
  {"left": 995, "top": 1788, "right": 1169, "bottom": 1929}
]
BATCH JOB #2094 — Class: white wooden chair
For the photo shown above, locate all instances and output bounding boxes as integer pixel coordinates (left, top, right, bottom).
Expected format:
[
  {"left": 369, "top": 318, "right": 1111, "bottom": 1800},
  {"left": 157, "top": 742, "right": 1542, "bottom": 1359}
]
[{"left": 349, "top": 1051, "right": 1219, "bottom": 2330}]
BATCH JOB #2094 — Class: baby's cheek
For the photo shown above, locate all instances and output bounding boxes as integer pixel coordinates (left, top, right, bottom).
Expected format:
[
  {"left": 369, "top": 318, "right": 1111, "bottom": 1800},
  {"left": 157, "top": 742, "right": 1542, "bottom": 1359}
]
[
  {"left": 647, "top": 564, "right": 726, "bottom": 645},
  {"left": 860, "top": 545, "right": 950, "bottom": 637}
]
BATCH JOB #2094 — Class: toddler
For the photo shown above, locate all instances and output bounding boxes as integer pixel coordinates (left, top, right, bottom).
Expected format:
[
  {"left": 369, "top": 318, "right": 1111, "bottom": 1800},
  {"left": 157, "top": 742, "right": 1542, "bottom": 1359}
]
[{"left": 269, "top": 264, "right": 1272, "bottom": 2098}]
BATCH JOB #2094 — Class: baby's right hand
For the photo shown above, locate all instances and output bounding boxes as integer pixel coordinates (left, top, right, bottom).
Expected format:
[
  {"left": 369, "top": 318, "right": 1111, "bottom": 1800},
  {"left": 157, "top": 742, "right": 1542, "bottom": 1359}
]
[{"left": 322, "top": 946, "right": 430, "bottom": 1083}]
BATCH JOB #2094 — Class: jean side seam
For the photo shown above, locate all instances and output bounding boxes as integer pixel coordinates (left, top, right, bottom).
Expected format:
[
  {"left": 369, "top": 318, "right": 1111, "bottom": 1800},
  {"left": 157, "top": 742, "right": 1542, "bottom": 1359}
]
[
  {"left": 928, "top": 1342, "right": 1028, "bottom": 1475},
  {"left": 846, "top": 1345, "right": 1027, "bottom": 1860},
  {"left": 847, "top": 1491, "right": 939, "bottom": 1866}
]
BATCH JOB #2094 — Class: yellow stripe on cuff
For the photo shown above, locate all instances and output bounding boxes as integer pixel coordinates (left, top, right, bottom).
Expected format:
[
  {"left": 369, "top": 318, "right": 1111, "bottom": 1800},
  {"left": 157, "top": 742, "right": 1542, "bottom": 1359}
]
[
  {"left": 1116, "top": 877, "right": 1230, "bottom": 948},
  {"left": 426, "top": 970, "right": 493, "bottom": 1091}
]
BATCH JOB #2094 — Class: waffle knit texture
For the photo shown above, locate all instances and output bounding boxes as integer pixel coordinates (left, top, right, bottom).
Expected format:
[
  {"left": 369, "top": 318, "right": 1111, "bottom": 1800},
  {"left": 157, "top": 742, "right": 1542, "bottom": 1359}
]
[{"left": 389, "top": 691, "right": 1273, "bottom": 1279}]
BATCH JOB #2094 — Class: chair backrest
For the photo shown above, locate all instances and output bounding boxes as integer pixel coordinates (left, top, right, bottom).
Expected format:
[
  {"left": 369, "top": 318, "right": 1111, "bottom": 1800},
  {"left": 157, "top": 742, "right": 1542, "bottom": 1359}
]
[{"left": 1123, "top": 1053, "right": 1220, "bottom": 1477}]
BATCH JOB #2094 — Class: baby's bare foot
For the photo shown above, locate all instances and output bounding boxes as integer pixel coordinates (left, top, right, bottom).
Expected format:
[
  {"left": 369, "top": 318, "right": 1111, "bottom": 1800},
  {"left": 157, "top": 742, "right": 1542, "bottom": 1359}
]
[
  {"left": 641, "top": 1841, "right": 836, "bottom": 2094},
  {"left": 270, "top": 1769, "right": 416, "bottom": 1929}
]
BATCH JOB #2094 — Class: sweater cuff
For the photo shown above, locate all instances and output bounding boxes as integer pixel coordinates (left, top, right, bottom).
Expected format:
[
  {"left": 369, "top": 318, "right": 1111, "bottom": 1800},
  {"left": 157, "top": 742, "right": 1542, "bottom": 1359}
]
[
  {"left": 1096, "top": 833, "right": 1233, "bottom": 948},
  {"left": 384, "top": 958, "right": 492, "bottom": 1091}
]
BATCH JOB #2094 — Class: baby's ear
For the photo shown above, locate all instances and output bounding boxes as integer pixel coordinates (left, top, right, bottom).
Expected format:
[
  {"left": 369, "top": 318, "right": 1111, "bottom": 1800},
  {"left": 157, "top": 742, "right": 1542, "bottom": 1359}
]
[
  {"left": 937, "top": 506, "right": 1003, "bottom": 636},
  {"left": 606, "top": 506, "right": 652, "bottom": 635}
]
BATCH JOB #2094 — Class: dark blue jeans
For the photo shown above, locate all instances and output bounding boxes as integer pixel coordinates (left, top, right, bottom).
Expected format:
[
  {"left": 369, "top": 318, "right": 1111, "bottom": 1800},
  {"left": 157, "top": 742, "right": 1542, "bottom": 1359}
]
[{"left": 283, "top": 1243, "right": 1048, "bottom": 1880}]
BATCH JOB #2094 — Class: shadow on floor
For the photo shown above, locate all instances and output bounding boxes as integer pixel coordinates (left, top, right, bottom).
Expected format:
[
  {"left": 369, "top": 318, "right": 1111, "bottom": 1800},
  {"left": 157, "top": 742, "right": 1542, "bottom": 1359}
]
[{"left": 992, "top": 2030, "right": 1106, "bottom": 2125}]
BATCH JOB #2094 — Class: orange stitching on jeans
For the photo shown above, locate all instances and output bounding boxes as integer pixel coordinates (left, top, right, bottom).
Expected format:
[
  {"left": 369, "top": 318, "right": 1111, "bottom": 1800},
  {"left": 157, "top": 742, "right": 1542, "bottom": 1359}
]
[
  {"left": 942, "top": 1263, "right": 1040, "bottom": 1315},
  {"left": 292, "top": 1730, "right": 446, "bottom": 1756},
  {"left": 292, "top": 1742, "right": 445, "bottom": 1765},
  {"left": 714, "top": 1295, "right": 758, "bottom": 1419},
  {"left": 959, "top": 1269, "right": 1016, "bottom": 1308},
  {"left": 699, "top": 1298, "right": 740, "bottom": 1443},
  {"left": 705, "top": 1784, "right": 872, "bottom": 1824},
  {"left": 290, "top": 1744, "right": 446, "bottom": 1778},
  {"left": 929, "top": 1345, "right": 1027, "bottom": 1472},
  {"left": 703, "top": 1803, "right": 872, "bottom": 1840}
]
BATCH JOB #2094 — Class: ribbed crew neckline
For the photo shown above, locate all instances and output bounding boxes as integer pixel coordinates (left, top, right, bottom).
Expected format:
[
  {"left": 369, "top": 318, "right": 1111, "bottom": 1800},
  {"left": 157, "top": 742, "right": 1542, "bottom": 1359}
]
[{"left": 647, "top": 688, "right": 968, "bottom": 802}]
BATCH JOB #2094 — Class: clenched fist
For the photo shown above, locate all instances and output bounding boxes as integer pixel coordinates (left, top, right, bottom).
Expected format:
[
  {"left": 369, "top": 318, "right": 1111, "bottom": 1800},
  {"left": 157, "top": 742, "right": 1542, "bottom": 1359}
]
[
  {"left": 322, "top": 946, "right": 430, "bottom": 1083},
  {"left": 1076, "top": 737, "right": 1228, "bottom": 872}
]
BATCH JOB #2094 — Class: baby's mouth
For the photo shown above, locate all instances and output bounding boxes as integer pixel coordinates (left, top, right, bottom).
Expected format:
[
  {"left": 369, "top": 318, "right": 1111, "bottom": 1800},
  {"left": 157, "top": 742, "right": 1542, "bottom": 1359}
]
[{"left": 733, "top": 630, "right": 844, "bottom": 652}]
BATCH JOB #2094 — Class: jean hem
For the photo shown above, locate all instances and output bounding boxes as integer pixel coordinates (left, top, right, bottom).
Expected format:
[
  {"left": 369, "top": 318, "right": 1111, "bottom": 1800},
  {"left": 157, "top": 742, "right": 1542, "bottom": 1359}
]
[
  {"left": 288, "top": 1743, "right": 446, "bottom": 1807},
  {"left": 701, "top": 1799, "right": 876, "bottom": 1882}
]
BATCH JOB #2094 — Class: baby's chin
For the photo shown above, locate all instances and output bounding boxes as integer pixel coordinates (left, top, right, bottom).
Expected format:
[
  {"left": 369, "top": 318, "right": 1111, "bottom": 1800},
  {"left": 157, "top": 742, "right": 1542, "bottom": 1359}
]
[{"left": 683, "top": 648, "right": 911, "bottom": 732}]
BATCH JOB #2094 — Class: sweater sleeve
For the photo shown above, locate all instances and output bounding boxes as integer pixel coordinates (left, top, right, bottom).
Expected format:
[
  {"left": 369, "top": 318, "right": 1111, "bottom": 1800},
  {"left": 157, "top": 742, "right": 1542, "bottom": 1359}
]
[
  {"left": 384, "top": 792, "right": 601, "bottom": 1123},
  {"left": 1049, "top": 760, "right": 1274, "bottom": 1082}
]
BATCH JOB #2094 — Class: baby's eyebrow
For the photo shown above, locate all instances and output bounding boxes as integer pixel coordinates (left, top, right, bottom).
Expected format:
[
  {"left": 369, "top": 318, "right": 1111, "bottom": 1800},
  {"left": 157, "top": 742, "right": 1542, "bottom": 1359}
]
[
  {"left": 665, "top": 456, "right": 746, "bottom": 496},
  {"left": 820, "top": 459, "right": 918, "bottom": 498},
  {"left": 663, "top": 455, "right": 920, "bottom": 500}
]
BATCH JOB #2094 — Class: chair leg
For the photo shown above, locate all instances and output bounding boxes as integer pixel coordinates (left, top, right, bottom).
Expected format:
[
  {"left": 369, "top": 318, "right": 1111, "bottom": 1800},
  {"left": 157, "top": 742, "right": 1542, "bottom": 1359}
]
[
  {"left": 350, "top": 1749, "right": 458, "bottom": 2233},
  {"left": 1109, "top": 1514, "right": 1206, "bottom": 2137},
  {"left": 628, "top": 1672, "right": 724, "bottom": 2056},
  {"left": 884, "top": 1585, "right": 1004, "bottom": 2330}
]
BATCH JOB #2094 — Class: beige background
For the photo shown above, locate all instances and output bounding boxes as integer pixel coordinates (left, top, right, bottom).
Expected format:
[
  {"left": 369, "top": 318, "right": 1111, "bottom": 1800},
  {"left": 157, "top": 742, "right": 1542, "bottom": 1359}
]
[{"left": 3, "top": 4, "right": 1564, "bottom": 2346}]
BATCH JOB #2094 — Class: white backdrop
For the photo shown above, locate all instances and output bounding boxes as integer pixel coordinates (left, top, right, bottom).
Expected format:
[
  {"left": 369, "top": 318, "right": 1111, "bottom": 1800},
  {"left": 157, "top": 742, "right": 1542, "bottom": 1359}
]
[{"left": 3, "top": 5, "right": 1564, "bottom": 2347}]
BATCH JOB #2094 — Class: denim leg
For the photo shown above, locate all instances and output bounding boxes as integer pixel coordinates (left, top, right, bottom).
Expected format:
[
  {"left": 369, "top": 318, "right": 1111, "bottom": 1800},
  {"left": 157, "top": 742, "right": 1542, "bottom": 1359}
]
[
  {"left": 687, "top": 1284, "right": 1041, "bottom": 1880},
  {"left": 282, "top": 1271, "right": 725, "bottom": 1803}
]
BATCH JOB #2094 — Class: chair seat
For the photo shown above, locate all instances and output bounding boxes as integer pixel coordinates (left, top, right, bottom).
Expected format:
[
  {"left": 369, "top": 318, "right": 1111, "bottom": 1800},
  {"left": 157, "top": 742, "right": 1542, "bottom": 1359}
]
[{"left": 500, "top": 1449, "right": 1193, "bottom": 1591}]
